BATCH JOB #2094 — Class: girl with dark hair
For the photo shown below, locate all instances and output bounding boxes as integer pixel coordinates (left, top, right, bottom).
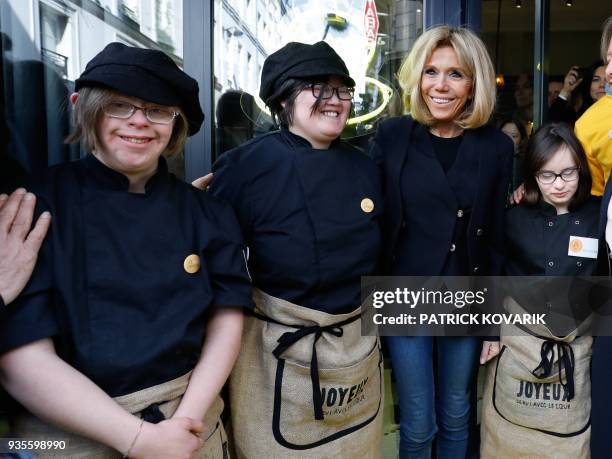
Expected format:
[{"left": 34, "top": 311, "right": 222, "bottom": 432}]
[
  {"left": 209, "top": 41, "right": 383, "bottom": 458},
  {"left": 481, "top": 122, "right": 598, "bottom": 458},
  {"left": 519, "top": 123, "right": 593, "bottom": 213}
]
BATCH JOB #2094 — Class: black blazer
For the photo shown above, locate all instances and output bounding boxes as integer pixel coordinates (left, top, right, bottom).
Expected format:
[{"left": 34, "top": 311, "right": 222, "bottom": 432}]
[{"left": 371, "top": 116, "right": 513, "bottom": 276}]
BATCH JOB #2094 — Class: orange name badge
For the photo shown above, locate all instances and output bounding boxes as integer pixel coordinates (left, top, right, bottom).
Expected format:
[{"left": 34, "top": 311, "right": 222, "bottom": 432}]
[
  {"left": 183, "top": 254, "right": 201, "bottom": 273},
  {"left": 568, "top": 236, "right": 598, "bottom": 259}
]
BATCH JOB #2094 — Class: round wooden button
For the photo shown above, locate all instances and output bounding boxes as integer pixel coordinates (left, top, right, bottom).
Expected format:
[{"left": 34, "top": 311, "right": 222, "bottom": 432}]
[
  {"left": 361, "top": 198, "right": 374, "bottom": 213},
  {"left": 183, "top": 254, "right": 201, "bottom": 274}
]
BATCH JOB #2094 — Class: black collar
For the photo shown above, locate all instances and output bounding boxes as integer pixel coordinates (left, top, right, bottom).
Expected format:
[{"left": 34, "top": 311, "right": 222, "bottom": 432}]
[
  {"left": 82, "top": 154, "right": 169, "bottom": 193},
  {"left": 535, "top": 199, "right": 562, "bottom": 217},
  {"left": 279, "top": 128, "right": 342, "bottom": 150}
]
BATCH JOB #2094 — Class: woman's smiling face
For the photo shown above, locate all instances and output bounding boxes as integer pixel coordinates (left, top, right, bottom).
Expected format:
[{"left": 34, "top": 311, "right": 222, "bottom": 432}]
[
  {"left": 421, "top": 46, "right": 473, "bottom": 127},
  {"left": 287, "top": 75, "right": 352, "bottom": 149},
  {"left": 94, "top": 94, "right": 175, "bottom": 179}
]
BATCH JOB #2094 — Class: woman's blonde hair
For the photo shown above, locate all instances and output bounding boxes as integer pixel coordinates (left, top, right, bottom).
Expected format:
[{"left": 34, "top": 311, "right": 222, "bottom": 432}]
[
  {"left": 397, "top": 26, "right": 496, "bottom": 129},
  {"left": 602, "top": 16, "right": 612, "bottom": 62},
  {"left": 65, "top": 87, "right": 189, "bottom": 156}
]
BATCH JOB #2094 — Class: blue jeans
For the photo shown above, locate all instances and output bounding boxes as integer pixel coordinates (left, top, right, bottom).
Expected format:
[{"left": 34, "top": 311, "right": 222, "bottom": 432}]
[{"left": 386, "top": 336, "right": 480, "bottom": 459}]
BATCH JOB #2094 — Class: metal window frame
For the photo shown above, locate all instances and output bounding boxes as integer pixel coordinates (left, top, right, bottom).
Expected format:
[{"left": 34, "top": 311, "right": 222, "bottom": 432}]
[
  {"left": 533, "top": 0, "right": 549, "bottom": 129},
  {"left": 183, "top": 0, "right": 214, "bottom": 182},
  {"left": 424, "top": 0, "right": 480, "bottom": 30}
]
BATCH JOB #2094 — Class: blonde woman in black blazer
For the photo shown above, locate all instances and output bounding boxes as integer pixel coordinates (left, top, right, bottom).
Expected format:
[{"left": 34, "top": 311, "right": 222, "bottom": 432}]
[{"left": 371, "top": 26, "right": 513, "bottom": 458}]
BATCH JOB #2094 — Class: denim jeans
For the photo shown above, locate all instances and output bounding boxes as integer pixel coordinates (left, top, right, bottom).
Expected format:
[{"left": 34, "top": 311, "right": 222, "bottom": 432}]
[{"left": 386, "top": 336, "right": 480, "bottom": 459}]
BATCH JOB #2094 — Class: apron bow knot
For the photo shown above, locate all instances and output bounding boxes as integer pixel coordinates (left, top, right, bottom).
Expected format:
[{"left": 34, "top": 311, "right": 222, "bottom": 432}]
[
  {"left": 532, "top": 339, "right": 576, "bottom": 401},
  {"left": 272, "top": 322, "right": 351, "bottom": 420},
  {"left": 250, "top": 308, "right": 361, "bottom": 422}
]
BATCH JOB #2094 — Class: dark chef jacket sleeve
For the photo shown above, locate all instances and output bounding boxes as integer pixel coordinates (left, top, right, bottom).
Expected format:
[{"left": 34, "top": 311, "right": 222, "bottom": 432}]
[
  {"left": 0, "top": 198, "right": 59, "bottom": 354},
  {"left": 209, "top": 149, "right": 252, "bottom": 242},
  {"left": 200, "top": 195, "right": 253, "bottom": 309}
]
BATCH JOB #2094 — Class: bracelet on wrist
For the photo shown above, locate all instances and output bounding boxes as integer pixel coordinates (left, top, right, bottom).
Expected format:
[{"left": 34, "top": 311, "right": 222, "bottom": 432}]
[{"left": 123, "top": 418, "right": 145, "bottom": 458}]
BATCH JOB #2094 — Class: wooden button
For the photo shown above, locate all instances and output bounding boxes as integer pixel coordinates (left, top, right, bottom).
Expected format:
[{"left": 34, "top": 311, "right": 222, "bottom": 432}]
[
  {"left": 361, "top": 198, "right": 374, "bottom": 213},
  {"left": 183, "top": 254, "right": 201, "bottom": 274}
]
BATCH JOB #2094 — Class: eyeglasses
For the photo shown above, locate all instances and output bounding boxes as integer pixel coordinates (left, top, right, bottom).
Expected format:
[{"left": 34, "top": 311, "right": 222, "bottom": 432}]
[
  {"left": 535, "top": 167, "right": 580, "bottom": 184},
  {"left": 103, "top": 101, "right": 179, "bottom": 124},
  {"left": 310, "top": 83, "right": 354, "bottom": 101}
]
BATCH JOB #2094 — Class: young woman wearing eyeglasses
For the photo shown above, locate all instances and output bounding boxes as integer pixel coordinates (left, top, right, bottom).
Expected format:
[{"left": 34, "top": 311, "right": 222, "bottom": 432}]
[
  {"left": 0, "top": 43, "right": 252, "bottom": 458},
  {"left": 480, "top": 122, "right": 598, "bottom": 458},
  {"left": 209, "top": 41, "right": 383, "bottom": 458}
]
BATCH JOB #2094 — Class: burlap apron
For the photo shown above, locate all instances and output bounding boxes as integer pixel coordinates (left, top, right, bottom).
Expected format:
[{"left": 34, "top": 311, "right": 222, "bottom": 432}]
[
  {"left": 12, "top": 372, "right": 228, "bottom": 458},
  {"left": 481, "top": 297, "right": 592, "bottom": 459},
  {"left": 229, "top": 289, "right": 383, "bottom": 458}
]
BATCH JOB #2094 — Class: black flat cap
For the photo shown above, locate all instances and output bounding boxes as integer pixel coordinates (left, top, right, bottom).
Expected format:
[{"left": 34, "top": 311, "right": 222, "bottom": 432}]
[
  {"left": 75, "top": 42, "right": 204, "bottom": 136},
  {"left": 259, "top": 41, "right": 355, "bottom": 104}
]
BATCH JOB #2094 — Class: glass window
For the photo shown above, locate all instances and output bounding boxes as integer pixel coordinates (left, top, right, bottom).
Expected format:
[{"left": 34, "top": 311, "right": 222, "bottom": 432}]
[
  {"left": 213, "top": 0, "right": 424, "bottom": 157},
  {"left": 547, "top": 0, "right": 608, "bottom": 125},
  {"left": 482, "top": 0, "right": 536, "bottom": 134},
  {"left": 0, "top": 0, "right": 185, "bottom": 184},
  {"left": 482, "top": 0, "right": 609, "bottom": 133}
]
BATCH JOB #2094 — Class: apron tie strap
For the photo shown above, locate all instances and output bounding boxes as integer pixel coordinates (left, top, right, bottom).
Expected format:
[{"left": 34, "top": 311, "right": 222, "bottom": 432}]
[
  {"left": 532, "top": 340, "right": 576, "bottom": 401},
  {"left": 273, "top": 324, "right": 344, "bottom": 420},
  {"left": 253, "top": 308, "right": 359, "bottom": 422},
  {"left": 140, "top": 403, "right": 166, "bottom": 424}
]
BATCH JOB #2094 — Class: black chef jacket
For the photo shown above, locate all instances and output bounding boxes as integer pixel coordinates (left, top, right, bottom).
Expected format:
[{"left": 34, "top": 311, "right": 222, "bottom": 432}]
[
  {"left": 505, "top": 197, "right": 600, "bottom": 276},
  {"left": 0, "top": 154, "right": 252, "bottom": 397},
  {"left": 210, "top": 129, "right": 382, "bottom": 314},
  {"left": 504, "top": 197, "right": 600, "bottom": 335}
]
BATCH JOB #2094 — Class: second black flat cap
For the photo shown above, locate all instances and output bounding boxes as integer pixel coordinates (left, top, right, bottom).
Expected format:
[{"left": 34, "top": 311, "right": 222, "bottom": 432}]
[{"left": 259, "top": 41, "right": 355, "bottom": 105}]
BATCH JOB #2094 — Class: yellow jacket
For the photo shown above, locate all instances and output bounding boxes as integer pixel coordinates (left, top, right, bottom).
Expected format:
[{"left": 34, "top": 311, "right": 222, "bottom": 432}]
[{"left": 575, "top": 95, "right": 612, "bottom": 196}]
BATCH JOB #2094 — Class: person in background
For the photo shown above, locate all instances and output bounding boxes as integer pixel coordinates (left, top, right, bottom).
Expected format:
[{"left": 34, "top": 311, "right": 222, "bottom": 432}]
[
  {"left": 498, "top": 117, "right": 528, "bottom": 193},
  {"left": 547, "top": 76, "right": 564, "bottom": 108},
  {"left": 0, "top": 43, "right": 251, "bottom": 459},
  {"left": 575, "top": 17, "right": 612, "bottom": 197},
  {"left": 589, "top": 60, "right": 607, "bottom": 102},
  {"left": 514, "top": 73, "right": 534, "bottom": 135},
  {"left": 209, "top": 41, "right": 383, "bottom": 458},
  {"left": 548, "top": 61, "right": 606, "bottom": 126},
  {"left": 588, "top": 15, "right": 612, "bottom": 459},
  {"left": 0, "top": 189, "right": 50, "bottom": 307},
  {"left": 371, "top": 26, "right": 513, "bottom": 459}
]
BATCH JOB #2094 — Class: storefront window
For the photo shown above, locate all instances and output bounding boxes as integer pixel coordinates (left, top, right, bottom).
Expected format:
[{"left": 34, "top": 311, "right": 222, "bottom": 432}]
[
  {"left": 482, "top": 0, "right": 609, "bottom": 133},
  {"left": 0, "top": 0, "right": 185, "bottom": 184},
  {"left": 482, "top": 0, "right": 535, "bottom": 133},
  {"left": 213, "top": 0, "right": 424, "bottom": 157}
]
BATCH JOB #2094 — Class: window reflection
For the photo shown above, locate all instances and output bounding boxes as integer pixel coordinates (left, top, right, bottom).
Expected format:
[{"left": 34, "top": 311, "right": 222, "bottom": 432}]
[
  {"left": 482, "top": 0, "right": 610, "bottom": 132},
  {"left": 213, "top": 0, "right": 424, "bottom": 157},
  {"left": 0, "top": 0, "right": 184, "bottom": 185}
]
